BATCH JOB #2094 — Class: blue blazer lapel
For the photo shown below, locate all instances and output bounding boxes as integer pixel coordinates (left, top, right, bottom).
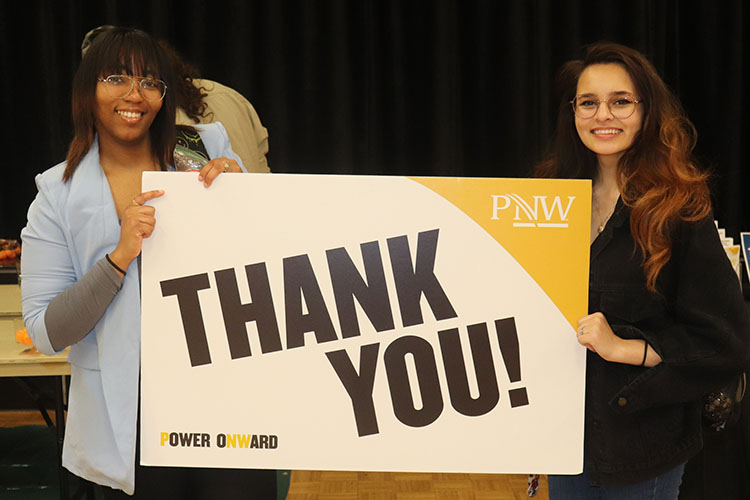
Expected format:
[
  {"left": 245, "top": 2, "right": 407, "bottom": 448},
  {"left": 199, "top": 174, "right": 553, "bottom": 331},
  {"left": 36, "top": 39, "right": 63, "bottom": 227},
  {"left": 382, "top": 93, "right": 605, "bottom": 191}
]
[{"left": 66, "top": 140, "right": 122, "bottom": 275}]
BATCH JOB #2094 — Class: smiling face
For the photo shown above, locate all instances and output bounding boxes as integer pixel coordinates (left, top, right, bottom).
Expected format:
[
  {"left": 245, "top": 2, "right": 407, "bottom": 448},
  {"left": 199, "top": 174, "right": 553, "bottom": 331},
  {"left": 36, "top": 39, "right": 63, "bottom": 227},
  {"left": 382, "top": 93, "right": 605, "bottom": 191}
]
[
  {"left": 94, "top": 72, "right": 163, "bottom": 150},
  {"left": 574, "top": 63, "right": 643, "bottom": 167}
]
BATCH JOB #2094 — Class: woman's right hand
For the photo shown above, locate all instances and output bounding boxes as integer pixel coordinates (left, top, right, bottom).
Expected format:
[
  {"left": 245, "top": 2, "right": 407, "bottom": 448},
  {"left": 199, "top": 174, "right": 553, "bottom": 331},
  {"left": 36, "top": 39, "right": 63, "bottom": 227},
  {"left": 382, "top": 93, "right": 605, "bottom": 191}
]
[{"left": 108, "top": 189, "right": 165, "bottom": 275}]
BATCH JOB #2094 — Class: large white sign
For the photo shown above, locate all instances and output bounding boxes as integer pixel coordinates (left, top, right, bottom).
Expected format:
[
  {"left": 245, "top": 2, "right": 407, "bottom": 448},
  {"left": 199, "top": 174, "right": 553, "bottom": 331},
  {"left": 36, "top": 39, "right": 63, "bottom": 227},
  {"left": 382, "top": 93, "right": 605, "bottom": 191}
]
[{"left": 140, "top": 172, "right": 590, "bottom": 474}]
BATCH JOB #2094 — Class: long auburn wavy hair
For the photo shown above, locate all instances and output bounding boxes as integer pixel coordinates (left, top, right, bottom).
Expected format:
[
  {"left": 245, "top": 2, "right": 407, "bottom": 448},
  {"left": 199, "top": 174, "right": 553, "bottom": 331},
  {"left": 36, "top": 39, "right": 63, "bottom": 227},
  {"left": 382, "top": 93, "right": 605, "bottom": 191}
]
[
  {"left": 535, "top": 42, "right": 711, "bottom": 292},
  {"left": 63, "top": 27, "right": 177, "bottom": 181}
]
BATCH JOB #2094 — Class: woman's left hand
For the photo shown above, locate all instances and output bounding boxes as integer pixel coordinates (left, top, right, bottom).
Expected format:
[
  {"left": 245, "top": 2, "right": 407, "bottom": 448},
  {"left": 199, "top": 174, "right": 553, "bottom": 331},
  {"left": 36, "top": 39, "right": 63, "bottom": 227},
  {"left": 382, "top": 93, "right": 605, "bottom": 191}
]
[
  {"left": 197, "top": 157, "right": 242, "bottom": 187},
  {"left": 577, "top": 312, "right": 661, "bottom": 367},
  {"left": 576, "top": 312, "right": 622, "bottom": 361}
]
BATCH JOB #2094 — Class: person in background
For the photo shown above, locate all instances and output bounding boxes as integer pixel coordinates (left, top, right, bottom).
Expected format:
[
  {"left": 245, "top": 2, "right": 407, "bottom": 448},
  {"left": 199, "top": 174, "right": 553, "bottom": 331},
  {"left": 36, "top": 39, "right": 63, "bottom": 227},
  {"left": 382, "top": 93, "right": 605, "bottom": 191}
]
[
  {"left": 82, "top": 25, "right": 270, "bottom": 173},
  {"left": 21, "top": 27, "right": 275, "bottom": 498},
  {"left": 535, "top": 41, "right": 750, "bottom": 499}
]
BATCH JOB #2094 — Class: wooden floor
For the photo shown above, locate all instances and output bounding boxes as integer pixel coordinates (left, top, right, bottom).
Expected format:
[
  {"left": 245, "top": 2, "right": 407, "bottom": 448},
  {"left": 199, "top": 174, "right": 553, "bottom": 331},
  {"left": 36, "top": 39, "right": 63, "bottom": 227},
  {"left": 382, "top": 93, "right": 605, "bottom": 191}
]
[
  {"left": 287, "top": 470, "right": 547, "bottom": 500},
  {"left": 1, "top": 410, "right": 549, "bottom": 500}
]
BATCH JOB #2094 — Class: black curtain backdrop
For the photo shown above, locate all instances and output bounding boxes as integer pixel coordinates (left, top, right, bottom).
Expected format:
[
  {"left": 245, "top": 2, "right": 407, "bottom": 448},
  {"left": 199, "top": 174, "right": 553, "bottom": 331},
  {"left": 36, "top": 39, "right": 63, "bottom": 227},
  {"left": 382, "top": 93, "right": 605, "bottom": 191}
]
[{"left": 1, "top": 1, "right": 748, "bottom": 241}]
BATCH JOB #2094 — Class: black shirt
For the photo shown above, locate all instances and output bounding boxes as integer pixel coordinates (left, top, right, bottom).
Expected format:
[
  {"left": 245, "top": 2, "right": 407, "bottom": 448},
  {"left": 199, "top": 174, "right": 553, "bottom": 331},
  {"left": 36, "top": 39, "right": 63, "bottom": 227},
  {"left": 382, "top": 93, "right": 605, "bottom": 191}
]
[{"left": 584, "top": 198, "right": 750, "bottom": 486}]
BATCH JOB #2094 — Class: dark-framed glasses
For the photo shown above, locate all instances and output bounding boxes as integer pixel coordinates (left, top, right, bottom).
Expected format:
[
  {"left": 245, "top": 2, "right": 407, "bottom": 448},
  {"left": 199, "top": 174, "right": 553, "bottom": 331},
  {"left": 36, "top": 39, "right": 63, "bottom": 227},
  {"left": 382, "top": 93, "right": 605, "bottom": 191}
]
[
  {"left": 570, "top": 93, "right": 641, "bottom": 119},
  {"left": 98, "top": 74, "right": 167, "bottom": 102}
]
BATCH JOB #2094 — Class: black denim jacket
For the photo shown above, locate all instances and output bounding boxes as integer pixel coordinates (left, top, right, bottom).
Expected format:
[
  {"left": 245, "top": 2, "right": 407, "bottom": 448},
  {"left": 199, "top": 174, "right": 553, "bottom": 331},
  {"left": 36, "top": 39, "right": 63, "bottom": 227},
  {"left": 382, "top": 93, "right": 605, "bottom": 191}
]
[{"left": 585, "top": 199, "right": 750, "bottom": 487}]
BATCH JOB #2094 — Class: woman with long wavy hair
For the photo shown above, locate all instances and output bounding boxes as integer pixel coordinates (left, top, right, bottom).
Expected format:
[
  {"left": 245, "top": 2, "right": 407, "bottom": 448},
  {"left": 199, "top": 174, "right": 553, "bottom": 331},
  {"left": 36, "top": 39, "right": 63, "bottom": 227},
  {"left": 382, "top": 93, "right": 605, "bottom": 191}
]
[{"left": 536, "top": 42, "right": 749, "bottom": 499}]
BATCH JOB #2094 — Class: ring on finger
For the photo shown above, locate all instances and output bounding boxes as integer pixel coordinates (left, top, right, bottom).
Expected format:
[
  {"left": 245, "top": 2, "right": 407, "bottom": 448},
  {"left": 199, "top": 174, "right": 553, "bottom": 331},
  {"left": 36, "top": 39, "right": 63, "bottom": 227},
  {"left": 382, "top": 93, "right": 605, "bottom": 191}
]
[
  {"left": 132, "top": 198, "right": 141, "bottom": 206},
  {"left": 577, "top": 326, "right": 584, "bottom": 336},
  {"left": 223, "top": 163, "right": 230, "bottom": 172}
]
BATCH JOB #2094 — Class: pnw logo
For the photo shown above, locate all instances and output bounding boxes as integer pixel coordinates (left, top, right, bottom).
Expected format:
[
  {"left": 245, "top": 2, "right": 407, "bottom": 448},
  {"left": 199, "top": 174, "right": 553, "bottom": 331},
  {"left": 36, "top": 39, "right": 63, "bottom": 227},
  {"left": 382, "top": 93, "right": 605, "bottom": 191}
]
[{"left": 491, "top": 194, "right": 575, "bottom": 228}]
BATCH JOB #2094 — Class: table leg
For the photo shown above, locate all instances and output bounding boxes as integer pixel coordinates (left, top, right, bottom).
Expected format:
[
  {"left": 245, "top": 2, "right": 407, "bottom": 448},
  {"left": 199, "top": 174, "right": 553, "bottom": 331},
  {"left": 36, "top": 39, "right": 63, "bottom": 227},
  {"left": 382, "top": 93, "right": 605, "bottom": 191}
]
[{"left": 55, "top": 375, "right": 69, "bottom": 500}]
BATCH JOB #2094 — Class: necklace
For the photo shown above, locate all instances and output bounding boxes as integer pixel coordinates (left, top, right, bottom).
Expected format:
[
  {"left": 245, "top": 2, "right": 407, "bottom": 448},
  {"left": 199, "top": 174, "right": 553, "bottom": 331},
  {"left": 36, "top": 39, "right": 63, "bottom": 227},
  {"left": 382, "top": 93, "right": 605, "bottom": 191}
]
[
  {"left": 592, "top": 199, "right": 617, "bottom": 235},
  {"left": 596, "top": 207, "right": 615, "bottom": 233},
  {"left": 591, "top": 168, "right": 620, "bottom": 237}
]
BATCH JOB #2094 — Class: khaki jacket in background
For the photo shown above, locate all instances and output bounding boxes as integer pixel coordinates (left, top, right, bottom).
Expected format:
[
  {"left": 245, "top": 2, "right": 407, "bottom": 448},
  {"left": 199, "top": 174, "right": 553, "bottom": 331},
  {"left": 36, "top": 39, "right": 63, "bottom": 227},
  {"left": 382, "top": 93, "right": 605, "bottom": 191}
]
[{"left": 176, "top": 79, "right": 270, "bottom": 173}]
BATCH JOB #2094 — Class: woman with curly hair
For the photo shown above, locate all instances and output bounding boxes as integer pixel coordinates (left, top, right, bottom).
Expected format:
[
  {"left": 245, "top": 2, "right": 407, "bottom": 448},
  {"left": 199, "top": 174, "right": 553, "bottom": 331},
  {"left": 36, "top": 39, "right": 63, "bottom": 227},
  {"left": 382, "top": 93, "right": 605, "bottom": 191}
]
[
  {"left": 160, "top": 40, "right": 271, "bottom": 174},
  {"left": 536, "top": 42, "right": 750, "bottom": 499}
]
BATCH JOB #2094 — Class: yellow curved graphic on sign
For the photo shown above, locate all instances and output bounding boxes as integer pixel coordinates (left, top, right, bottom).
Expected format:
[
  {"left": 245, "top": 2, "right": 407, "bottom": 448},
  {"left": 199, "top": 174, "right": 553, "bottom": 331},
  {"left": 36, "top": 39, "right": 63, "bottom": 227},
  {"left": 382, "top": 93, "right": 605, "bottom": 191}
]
[{"left": 409, "top": 177, "right": 591, "bottom": 328}]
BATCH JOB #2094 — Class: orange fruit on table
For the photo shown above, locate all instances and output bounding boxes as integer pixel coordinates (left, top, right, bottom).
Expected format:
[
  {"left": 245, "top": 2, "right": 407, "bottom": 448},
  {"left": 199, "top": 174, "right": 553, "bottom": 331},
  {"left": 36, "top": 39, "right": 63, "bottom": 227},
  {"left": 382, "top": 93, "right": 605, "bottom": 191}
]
[{"left": 16, "top": 328, "right": 33, "bottom": 345}]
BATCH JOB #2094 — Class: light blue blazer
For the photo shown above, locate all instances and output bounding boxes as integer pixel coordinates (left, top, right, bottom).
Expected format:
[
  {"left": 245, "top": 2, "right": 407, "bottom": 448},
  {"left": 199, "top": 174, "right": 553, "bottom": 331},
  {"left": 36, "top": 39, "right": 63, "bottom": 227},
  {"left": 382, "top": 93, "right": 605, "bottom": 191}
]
[{"left": 21, "top": 123, "right": 243, "bottom": 494}]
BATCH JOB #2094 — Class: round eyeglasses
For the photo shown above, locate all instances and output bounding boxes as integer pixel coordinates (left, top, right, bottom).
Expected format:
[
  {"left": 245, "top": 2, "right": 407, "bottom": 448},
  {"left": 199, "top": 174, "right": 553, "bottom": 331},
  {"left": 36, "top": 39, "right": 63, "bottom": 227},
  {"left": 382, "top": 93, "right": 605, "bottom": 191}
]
[
  {"left": 98, "top": 74, "right": 167, "bottom": 102},
  {"left": 570, "top": 94, "right": 641, "bottom": 119}
]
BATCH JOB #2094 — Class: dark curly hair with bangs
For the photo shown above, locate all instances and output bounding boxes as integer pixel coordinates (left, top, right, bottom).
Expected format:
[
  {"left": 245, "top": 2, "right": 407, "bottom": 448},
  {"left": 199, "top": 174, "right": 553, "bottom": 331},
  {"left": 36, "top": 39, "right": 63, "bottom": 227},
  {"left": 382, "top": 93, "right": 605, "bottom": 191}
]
[{"left": 64, "top": 27, "right": 177, "bottom": 181}]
